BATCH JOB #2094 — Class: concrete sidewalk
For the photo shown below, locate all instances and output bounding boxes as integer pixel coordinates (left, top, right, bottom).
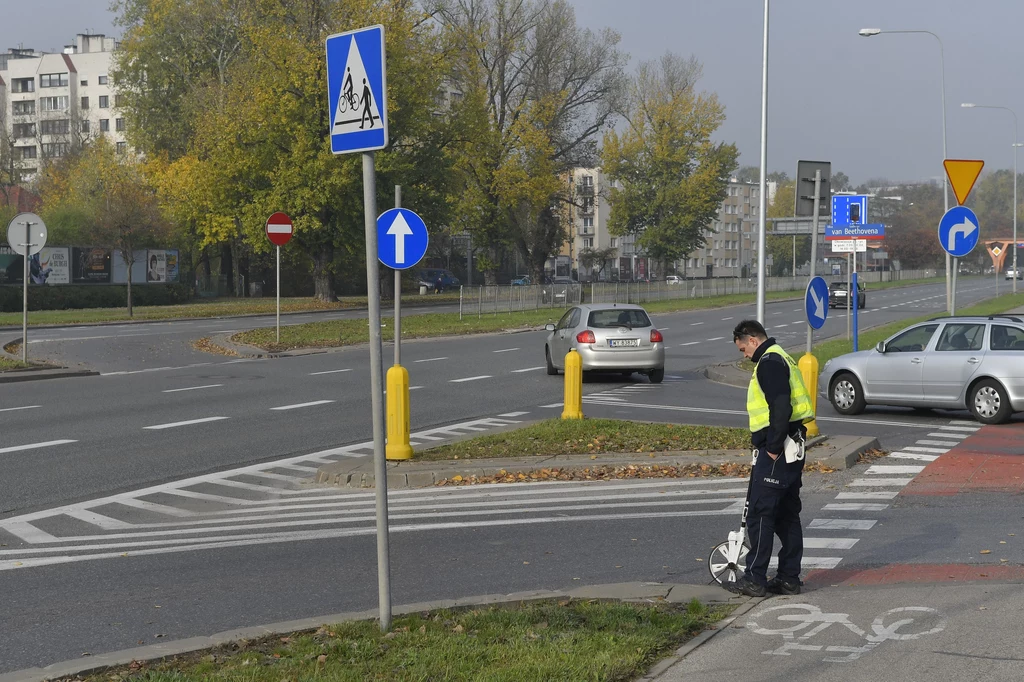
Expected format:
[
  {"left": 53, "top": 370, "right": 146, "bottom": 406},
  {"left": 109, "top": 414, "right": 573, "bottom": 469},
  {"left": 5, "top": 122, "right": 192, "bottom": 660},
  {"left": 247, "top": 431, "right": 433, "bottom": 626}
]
[{"left": 648, "top": 578, "right": 1024, "bottom": 681}]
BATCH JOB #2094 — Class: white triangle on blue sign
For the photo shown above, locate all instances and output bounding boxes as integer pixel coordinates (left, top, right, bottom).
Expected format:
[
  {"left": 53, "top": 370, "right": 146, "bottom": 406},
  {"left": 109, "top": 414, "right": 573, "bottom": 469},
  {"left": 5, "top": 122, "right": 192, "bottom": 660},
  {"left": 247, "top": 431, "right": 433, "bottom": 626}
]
[{"left": 333, "top": 38, "right": 382, "bottom": 134}]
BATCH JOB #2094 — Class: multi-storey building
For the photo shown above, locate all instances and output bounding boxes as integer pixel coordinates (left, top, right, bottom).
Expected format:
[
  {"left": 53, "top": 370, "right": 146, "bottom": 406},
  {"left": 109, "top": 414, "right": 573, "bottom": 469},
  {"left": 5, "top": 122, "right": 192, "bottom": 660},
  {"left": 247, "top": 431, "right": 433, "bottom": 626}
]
[
  {"left": 555, "top": 168, "right": 634, "bottom": 281},
  {"left": 1, "top": 33, "right": 125, "bottom": 184},
  {"left": 681, "top": 179, "right": 772, "bottom": 279}
]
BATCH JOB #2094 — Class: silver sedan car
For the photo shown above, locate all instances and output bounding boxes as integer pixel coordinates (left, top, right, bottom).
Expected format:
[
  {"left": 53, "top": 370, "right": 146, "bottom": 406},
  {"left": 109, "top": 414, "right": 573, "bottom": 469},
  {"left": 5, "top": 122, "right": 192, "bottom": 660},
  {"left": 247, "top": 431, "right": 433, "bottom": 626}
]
[
  {"left": 820, "top": 314, "right": 1024, "bottom": 424},
  {"left": 544, "top": 304, "right": 666, "bottom": 382}
]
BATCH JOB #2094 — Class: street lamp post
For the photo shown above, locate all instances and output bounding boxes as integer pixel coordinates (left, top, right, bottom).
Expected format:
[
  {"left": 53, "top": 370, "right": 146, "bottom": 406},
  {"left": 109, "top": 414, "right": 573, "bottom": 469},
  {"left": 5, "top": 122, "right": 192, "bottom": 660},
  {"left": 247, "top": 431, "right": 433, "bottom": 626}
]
[
  {"left": 961, "top": 103, "right": 1019, "bottom": 295},
  {"left": 859, "top": 27, "right": 952, "bottom": 312},
  {"left": 756, "top": 0, "right": 769, "bottom": 324}
]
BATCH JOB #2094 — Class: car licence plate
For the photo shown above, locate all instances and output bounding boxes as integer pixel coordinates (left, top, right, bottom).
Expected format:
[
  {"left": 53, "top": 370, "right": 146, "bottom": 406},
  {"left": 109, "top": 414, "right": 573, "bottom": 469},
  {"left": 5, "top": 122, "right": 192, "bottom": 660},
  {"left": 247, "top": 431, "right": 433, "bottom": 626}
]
[
  {"left": 834, "top": 291, "right": 846, "bottom": 297},
  {"left": 609, "top": 339, "right": 640, "bottom": 348}
]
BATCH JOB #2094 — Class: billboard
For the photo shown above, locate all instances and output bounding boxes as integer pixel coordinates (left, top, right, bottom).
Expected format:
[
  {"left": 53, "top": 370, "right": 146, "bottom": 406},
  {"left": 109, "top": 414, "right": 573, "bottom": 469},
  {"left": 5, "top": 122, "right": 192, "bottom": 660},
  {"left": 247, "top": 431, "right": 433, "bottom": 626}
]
[
  {"left": 0, "top": 246, "right": 70, "bottom": 284},
  {"left": 72, "top": 247, "right": 112, "bottom": 283},
  {"left": 146, "top": 250, "right": 167, "bottom": 282},
  {"left": 112, "top": 249, "right": 147, "bottom": 284}
]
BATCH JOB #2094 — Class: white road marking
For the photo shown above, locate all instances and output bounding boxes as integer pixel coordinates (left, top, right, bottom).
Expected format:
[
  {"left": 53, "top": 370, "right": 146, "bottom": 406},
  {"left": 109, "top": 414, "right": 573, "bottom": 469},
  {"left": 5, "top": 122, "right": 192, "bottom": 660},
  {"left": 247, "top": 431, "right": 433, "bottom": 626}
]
[
  {"left": 835, "top": 491, "right": 899, "bottom": 500},
  {"left": 512, "top": 367, "right": 545, "bottom": 373},
  {"left": 848, "top": 478, "right": 915, "bottom": 486},
  {"left": 865, "top": 464, "right": 926, "bottom": 475},
  {"left": 706, "top": 336, "right": 724, "bottom": 341},
  {"left": 270, "top": 400, "right": 336, "bottom": 411},
  {"left": 939, "top": 425, "right": 979, "bottom": 432},
  {"left": 162, "top": 384, "right": 224, "bottom": 393},
  {"left": 0, "top": 405, "right": 40, "bottom": 413},
  {"left": 915, "top": 440, "right": 960, "bottom": 448},
  {"left": 499, "top": 412, "right": 530, "bottom": 418},
  {"left": 808, "top": 519, "right": 877, "bottom": 530},
  {"left": 680, "top": 342, "right": 700, "bottom": 346},
  {"left": 0, "top": 440, "right": 77, "bottom": 455},
  {"left": 451, "top": 375, "right": 492, "bottom": 383},
  {"left": 901, "top": 446, "right": 949, "bottom": 454},
  {"left": 309, "top": 369, "right": 352, "bottom": 375},
  {"left": 822, "top": 503, "right": 890, "bottom": 511},
  {"left": 492, "top": 348, "right": 520, "bottom": 353},
  {"left": 143, "top": 417, "right": 228, "bottom": 430},
  {"left": 886, "top": 452, "right": 939, "bottom": 462},
  {"left": 927, "top": 432, "right": 965, "bottom": 440},
  {"left": 803, "top": 538, "right": 859, "bottom": 549},
  {"left": 415, "top": 357, "right": 448, "bottom": 363},
  {"left": 722, "top": 317, "right": 733, "bottom": 320},
  {"left": 783, "top": 556, "right": 842, "bottom": 569},
  {"left": 690, "top": 322, "right": 704, "bottom": 326}
]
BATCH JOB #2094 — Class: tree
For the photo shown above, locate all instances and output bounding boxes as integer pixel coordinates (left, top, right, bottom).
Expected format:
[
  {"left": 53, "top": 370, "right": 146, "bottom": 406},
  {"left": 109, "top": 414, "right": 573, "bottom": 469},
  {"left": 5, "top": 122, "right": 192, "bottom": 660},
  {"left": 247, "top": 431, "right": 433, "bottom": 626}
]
[
  {"left": 831, "top": 171, "right": 851, "bottom": 192},
  {"left": 971, "top": 169, "right": 1022, "bottom": 237},
  {"left": 578, "top": 245, "right": 616, "bottom": 277},
  {"left": 39, "top": 138, "right": 167, "bottom": 315},
  {"left": 602, "top": 53, "right": 738, "bottom": 267},
  {"left": 766, "top": 170, "right": 789, "bottom": 184},
  {"left": 437, "top": 0, "right": 626, "bottom": 283},
  {"left": 735, "top": 166, "right": 759, "bottom": 183}
]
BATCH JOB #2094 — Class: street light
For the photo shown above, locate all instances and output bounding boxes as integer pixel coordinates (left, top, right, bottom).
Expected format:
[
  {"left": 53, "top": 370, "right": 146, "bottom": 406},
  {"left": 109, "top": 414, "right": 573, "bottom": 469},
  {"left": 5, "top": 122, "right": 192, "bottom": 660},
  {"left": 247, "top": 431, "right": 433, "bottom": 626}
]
[
  {"left": 859, "top": 27, "right": 952, "bottom": 312},
  {"left": 961, "top": 102, "right": 1019, "bottom": 295},
  {"left": 756, "top": 0, "right": 769, "bottom": 324}
]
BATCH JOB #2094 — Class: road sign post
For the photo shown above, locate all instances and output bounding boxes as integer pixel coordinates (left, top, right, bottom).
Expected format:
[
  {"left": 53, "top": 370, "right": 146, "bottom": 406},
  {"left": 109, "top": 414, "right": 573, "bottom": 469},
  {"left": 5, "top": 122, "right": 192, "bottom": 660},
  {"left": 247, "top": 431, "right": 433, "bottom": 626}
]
[
  {"left": 942, "top": 160, "right": 984, "bottom": 315},
  {"left": 852, "top": 270, "right": 859, "bottom": 352},
  {"left": 7, "top": 213, "right": 47, "bottom": 363},
  {"left": 265, "top": 212, "right": 293, "bottom": 343},
  {"left": 394, "top": 186, "right": 401, "bottom": 365},
  {"left": 803, "top": 275, "right": 828, "bottom": 437},
  {"left": 327, "top": 24, "right": 391, "bottom": 630}
]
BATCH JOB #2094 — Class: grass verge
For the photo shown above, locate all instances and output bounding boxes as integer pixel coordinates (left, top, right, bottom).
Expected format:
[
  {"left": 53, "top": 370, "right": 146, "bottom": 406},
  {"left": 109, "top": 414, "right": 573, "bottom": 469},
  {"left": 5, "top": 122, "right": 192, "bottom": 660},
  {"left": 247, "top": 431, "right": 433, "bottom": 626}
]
[
  {"left": 0, "top": 356, "right": 28, "bottom": 371},
  {"left": 60, "top": 599, "right": 730, "bottom": 682},
  {"left": 416, "top": 418, "right": 752, "bottom": 461}
]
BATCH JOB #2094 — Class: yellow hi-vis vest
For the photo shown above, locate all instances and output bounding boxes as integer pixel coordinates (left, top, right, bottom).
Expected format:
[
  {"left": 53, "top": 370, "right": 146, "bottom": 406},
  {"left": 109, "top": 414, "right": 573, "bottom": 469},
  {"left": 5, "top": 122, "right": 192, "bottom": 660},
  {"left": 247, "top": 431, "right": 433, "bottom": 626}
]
[{"left": 747, "top": 344, "right": 815, "bottom": 433}]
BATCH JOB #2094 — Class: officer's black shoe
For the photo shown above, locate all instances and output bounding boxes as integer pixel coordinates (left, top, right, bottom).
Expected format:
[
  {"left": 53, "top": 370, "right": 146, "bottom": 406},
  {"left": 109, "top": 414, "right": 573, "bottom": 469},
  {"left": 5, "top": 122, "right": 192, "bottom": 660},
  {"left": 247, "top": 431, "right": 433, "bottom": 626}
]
[
  {"left": 723, "top": 576, "right": 767, "bottom": 597},
  {"left": 767, "top": 577, "right": 802, "bottom": 595}
]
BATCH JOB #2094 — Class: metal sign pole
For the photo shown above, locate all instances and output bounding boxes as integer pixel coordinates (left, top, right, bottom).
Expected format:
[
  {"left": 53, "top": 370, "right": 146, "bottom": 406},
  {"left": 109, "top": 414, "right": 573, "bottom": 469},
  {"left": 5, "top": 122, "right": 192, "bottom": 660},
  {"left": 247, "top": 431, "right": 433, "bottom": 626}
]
[
  {"left": 362, "top": 152, "right": 391, "bottom": 631},
  {"left": 394, "top": 185, "right": 402, "bottom": 365},
  {"left": 807, "top": 170, "right": 821, "bottom": 354},
  {"left": 22, "top": 221, "right": 30, "bottom": 363},
  {"left": 951, "top": 257, "right": 958, "bottom": 315},
  {"left": 846, "top": 253, "right": 852, "bottom": 340},
  {"left": 276, "top": 245, "right": 281, "bottom": 344}
]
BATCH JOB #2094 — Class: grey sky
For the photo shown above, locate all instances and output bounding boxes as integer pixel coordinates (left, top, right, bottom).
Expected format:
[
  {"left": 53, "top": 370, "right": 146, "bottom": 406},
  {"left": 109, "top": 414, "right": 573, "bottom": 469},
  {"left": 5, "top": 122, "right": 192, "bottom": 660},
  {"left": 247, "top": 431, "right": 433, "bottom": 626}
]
[{"left": 5, "top": 0, "right": 1022, "bottom": 185}]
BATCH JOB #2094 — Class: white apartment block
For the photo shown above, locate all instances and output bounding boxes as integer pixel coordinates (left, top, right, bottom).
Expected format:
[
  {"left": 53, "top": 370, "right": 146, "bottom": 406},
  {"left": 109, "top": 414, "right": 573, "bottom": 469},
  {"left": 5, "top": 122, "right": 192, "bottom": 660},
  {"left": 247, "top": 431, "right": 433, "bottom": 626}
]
[
  {"left": 1, "top": 32, "right": 126, "bottom": 184},
  {"left": 560, "top": 167, "right": 636, "bottom": 281}
]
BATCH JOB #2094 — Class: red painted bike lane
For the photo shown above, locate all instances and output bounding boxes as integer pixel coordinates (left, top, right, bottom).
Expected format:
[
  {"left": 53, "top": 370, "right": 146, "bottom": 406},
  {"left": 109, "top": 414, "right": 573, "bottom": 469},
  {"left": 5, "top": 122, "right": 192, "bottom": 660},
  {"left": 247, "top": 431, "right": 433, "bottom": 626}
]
[{"left": 901, "top": 421, "right": 1024, "bottom": 496}]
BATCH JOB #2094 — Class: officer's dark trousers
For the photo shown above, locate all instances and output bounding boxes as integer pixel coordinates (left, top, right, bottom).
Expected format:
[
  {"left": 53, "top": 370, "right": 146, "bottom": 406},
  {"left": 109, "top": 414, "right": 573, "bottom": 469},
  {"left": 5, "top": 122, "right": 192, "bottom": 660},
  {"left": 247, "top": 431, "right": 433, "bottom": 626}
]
[{"left": 744, "top": 448, "right": 804, "bottom": 585}]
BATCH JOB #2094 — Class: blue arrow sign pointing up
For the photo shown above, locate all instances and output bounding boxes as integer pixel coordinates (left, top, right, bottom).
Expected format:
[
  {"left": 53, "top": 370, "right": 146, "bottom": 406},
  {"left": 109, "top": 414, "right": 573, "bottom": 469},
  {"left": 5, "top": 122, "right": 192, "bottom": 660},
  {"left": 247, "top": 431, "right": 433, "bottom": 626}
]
[{"left": 377, "top": 208, "right": 428, "bottom": 270}]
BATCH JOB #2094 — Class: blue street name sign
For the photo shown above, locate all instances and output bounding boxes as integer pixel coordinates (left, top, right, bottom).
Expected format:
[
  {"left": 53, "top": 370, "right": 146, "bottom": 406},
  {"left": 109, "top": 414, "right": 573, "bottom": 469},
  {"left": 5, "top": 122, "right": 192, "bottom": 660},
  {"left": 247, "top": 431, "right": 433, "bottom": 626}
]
[
  {"left": 326, "top": 25, "right": 388, "bottom": 155},
  {"left": 377, "top": 208, "right": 428, "bottom": 270},
  {"left": 831, "top": 195, "right": 869, "bottom": 227},
  {"left": 937, "top": 206, "right": 980, "bottom": 258},
  {"left": 825, "top": 224, "right": 885, "bottom": 240},
  {"left": 805, "top": 276, "right": 829, "bottom": 330}
]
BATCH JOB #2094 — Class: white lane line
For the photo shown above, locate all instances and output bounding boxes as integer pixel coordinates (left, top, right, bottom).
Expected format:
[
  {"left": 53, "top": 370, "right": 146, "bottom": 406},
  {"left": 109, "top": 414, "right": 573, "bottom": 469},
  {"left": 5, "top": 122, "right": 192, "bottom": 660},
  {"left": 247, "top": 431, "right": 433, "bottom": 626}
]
[
  {"left": 0, "top": 440, "right": 77, "bottom": 455},
  {"left": 866, "top": 464, "right": 926, "bottom": 475},
  {"left": 659, "top": 328, "right": 671, "bottom": 331},
  {"left": 706, "top": 336, "right": 724, "bottom": 341},
  {"left": 143, "top": 417, "right": 228, "bottom": 430},
  {"left": 415, "top": 357, "right": 448, "bottom": 363},
  {"left": 410, "top": 386, "right": 424, "bottom": 391},
  {"left": 722, "top": 317, "right": 733, "bottom": 320},
  {"left": 848, "top": 478, "right": 914, "bottom": 487},
  {"left": 499, "top": 412, "right": 530, "bottom": 418},
  {"left": 690, "top": 322, "right": 704, "bottom": 326},
  {"left": 0, "top": 405, "right": 41, "bottom": 413},
  {"left": 309, "top": 369, "right": 352, "bottom": 376},
  {"left": 775, "top": 324, "right": 789, "bottom": 328},
  {"left": 162, "top": 384, "right": 224, "bottom": 393},
  {"left": 512, "top": 367, "right": 545, "bottom": 373},
  {"left": 915, "top": 440, "right": 960, "bottom": 448},
  {"left": 492, "top": 348, "right": 520, "bottom": 353},
  {"left": 804, "top": 538, "right": 859, "bottom": 549},
  {"left": 822, "top": 503, "right": 890, "bottom": 511},
  {"left": 886, "top": 452, "right": 939, "bottom": 462},
  {"left": 771, "top": 311, "right": 782, "bottom": 315},
  {"left": 451, "top": 375, "right": 493, "bottom": 383},
  {"left": 939, "top": 425, "right": 980, "bottom": 432},
  {"left": 270, "top": 400, "right": 336, "bottom": 411},
  {"left": 680, "top": 341, "right": 700, "bottom": 346},
  {"left": 835, "top": 491, "right": 899, "bottom": 500},
  {"left": 809, "top": 519, "right": 877, "bottom": 530},
  {"left": 540, "top": 402, "right": 563, "bottom": 408}
]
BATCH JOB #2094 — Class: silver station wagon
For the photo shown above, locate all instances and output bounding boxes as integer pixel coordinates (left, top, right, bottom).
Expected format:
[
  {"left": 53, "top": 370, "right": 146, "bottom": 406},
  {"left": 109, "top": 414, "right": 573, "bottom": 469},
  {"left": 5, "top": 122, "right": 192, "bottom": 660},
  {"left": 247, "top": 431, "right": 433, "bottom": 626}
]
[
  {"left": 544, "top": 304, "right": 666, "bottom": 383},
  {"left": 821, "top": 315, "right": 1024, "bottom": 424}
]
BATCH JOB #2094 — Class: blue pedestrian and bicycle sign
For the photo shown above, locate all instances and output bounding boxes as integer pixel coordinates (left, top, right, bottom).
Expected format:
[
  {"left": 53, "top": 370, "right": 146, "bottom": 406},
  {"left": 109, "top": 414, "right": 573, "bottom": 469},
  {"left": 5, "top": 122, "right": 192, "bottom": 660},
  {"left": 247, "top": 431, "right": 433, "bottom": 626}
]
[
  {"left": 326, "top": 25, "right": 388, "bottom": 155},
  {"left": 377, "top": 208, "right": 428, "bottom": 270},
  {"left": 937, "top": 206, "right": 980, "bottom": 258},
  {"left": 805, "top": 276, "right": 829, "bottom": 330}
]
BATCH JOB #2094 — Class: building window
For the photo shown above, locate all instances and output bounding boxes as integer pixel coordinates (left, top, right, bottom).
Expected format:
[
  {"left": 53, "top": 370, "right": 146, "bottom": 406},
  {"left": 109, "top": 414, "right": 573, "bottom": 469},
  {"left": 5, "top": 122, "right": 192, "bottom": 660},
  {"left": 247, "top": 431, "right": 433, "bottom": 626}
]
[
  {"left": 582, "top": 175, "right": 593, "bottom": 186},
  {"left": 100, "top": 119, "right": 110, "bottom": 132},
  {"left": 115, "top": 117, "right": 125, "bottom": 132},
  {"left": 116, "top": 141, "right": 127, "bottom": 154},
  {"left": 42, "top": 143, "right": 70, "bottom": 158},
  {"left": 40, "top": 73, "right": 69, "bottom": 88},
  {"left": 40, "top": 96, "right": 69, "bottom": 111},
  {"left": 610, "top": 238, "right": 618, "bottom": 248},
  {"left": 81, "top": 79, "right": 88, "bottom": 86},
  {"left": 81, "top": 96, "right": 90, "bottom": 109},
  {"left": 583, "top": 238, "right": 593, "bottom": 248},
  {"left": 12, "top": 100, "right": 35, "bottom": 115},
  {"left": 12, "top": 78, "right": 34, "bottom": 93},
  {"left": 81, "top": 120, "right": 91, "bottom": 133},
  {"left": 98, "top": 75, "right": 108, "bottom": 85},
  {"left": 13, "top": 122, "right": 36, "bottom": 138},
  {"left": 40, "top": 119, "right": 70, "bottom": 135},
  {"left": 99, "top": 95, "right": 109, "bottom": 109},
  {"left": 17, "top": 146, "right": 37, "bottom": 160},
  {"left": 583, "top": 217, "right": 594, "bottom": 228}
]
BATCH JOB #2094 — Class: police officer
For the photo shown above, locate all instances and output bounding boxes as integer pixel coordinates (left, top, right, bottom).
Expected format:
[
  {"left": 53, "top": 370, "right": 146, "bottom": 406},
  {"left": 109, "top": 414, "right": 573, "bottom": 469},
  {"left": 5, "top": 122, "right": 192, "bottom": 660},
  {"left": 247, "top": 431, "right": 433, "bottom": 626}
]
[{"left": 727, "top": 319, "right": 815, "bottom": 597}]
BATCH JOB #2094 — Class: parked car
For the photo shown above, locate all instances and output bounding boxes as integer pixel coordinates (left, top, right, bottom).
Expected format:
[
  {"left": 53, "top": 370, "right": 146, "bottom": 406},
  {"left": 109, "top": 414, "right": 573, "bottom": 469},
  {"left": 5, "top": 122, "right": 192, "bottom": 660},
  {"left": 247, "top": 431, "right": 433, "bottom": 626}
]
[
  {"left": 544, "top": 304, "right": 665, "bottom": 383},
  {"left": 665, "top": 275, "right": 683, "bottom": 285},
  {"left": 542, "top": 276, "right": 582, "bottom": 304},
  {"left": 417, "top": 268, "right": 460, "bottom": 290},
  {"left": 820, "top": 314, "right": 1024, "bottom": 424},
  {"left": 510, "top": 275, "right": 532, "bottom": 286},
  {"left": 1006, "top": 267, "right": 1023, "bottom": 280},
  {"left": 828, "top": 280, "right": 866, "bottom": 309}
]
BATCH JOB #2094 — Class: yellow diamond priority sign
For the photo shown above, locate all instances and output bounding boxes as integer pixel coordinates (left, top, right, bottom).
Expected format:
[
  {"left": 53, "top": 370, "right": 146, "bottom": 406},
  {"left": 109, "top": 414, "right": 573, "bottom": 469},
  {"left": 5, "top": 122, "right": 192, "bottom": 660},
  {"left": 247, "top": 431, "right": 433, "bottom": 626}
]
[
  {"left": 992, "top": 245, "right": 1002, "bottom": 256},
  {"left": 943, "top": 159, "right": 985, "bottom": 206}
]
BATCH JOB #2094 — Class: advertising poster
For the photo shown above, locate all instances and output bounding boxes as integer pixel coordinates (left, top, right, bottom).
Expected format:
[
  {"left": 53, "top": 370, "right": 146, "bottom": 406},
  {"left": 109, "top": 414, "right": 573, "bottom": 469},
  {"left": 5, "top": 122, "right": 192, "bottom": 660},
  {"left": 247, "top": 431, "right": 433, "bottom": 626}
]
[
  {"left": 0, "top": 244, "right": 19, "bottom": 284},
  {"left": 165, "top": 250, "right": 179, "bottom": 282},
  {"left": 35, "top": 247, "right": 70, "bottom": 284},
  {"left": 72, "top": 247, "right": 112, "bottom": 283},
  {"left": 146, "top": 250, "right": 167, "bottom": 283},
  {"left": 112, "top": 249, "right": 147, "bottom": 284}
]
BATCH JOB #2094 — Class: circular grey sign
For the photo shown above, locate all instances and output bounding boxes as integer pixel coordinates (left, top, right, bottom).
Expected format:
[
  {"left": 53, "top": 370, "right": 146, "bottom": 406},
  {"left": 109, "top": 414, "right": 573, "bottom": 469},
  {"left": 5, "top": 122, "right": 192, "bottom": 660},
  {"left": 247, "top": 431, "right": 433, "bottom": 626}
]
[{"left": 6, "top": 212, "right": 48, "bottom": 256}]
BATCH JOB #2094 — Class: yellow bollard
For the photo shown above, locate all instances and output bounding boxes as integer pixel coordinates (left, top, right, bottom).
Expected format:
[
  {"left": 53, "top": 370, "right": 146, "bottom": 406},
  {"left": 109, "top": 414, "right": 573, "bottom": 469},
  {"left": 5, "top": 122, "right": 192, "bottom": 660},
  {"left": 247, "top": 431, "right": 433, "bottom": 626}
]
[
  {"left": 385, "top": 364, "right": 413, "bottom": 460},
  {"left": 562, "top": 349, "right": 584, "bottom": 420},
  {"left": 798, "top": 352, "right": 820, "bottom": 437}
]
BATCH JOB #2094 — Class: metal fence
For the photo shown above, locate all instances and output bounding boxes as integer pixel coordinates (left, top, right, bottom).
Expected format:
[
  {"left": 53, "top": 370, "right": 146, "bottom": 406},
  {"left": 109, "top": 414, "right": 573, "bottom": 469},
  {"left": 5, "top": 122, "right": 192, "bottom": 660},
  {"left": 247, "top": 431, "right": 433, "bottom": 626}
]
[{"left": 455, "top": 269, "right": 940, "bottom": 318}]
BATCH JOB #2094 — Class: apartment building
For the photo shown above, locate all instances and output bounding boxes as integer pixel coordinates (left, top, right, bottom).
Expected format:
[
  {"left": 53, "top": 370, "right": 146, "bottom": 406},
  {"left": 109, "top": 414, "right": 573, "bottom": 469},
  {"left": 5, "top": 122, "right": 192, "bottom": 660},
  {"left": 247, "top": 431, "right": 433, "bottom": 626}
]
[
  {"left": 556, "top": 167, "right": 636, "bottom": 281},
  {"left": 1, "top": 32, "right": 125, "bottom": 184}
]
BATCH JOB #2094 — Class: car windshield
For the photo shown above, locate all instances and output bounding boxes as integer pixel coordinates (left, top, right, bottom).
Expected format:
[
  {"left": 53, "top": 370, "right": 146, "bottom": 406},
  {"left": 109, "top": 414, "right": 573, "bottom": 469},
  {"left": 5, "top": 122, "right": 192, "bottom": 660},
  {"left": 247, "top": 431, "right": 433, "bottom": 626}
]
[{"left": 588, "top": 309, "right": 652, "bottom": 329}]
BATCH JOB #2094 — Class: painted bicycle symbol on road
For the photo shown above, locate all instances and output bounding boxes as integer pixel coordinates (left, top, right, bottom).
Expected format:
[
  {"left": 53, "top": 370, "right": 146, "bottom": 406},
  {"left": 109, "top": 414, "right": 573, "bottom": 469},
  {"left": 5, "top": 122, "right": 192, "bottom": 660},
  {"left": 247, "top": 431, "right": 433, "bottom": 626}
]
[{"left": 747, "top": 603, "right": 947, "bottom": 663}]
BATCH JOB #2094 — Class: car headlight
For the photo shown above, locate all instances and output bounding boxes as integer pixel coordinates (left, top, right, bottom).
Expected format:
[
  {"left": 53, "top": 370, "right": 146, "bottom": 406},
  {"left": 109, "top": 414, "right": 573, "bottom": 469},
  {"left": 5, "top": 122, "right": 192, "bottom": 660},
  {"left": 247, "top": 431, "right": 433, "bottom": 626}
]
[{"left": 822, "top": 359, "right": 831, "bottom": 373}]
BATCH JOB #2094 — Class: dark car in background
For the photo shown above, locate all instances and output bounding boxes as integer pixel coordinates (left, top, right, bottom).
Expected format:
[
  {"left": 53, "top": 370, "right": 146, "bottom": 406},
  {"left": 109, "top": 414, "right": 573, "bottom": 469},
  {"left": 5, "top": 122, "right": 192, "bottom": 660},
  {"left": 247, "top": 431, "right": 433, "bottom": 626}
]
[
  {"left": 829, "top": 280, "right": 866, "bottom": 309},
  {"left": 417, "top": 268, "right": 460, "bottom": 290}
]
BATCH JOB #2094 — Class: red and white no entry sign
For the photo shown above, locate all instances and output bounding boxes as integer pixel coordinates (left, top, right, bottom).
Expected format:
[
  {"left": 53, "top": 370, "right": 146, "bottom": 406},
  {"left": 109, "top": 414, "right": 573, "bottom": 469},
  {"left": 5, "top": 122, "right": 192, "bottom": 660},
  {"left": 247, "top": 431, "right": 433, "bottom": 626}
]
[{"left": 265, "top": 212, "right": 293, "bottom": 246}]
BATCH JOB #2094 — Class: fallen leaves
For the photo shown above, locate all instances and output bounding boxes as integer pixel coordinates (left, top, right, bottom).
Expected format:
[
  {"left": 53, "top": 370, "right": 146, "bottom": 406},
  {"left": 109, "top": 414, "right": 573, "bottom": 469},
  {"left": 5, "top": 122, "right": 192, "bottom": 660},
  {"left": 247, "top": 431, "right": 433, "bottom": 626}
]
[
  {"left": 192, "top": 337, "right": 240, "bottom": 357},
  {"left": 856, "top": 448, "right": 889, "bottom": 464},
  {"left": 436, "top": 462, "right": 753, "bottom": 486}
]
